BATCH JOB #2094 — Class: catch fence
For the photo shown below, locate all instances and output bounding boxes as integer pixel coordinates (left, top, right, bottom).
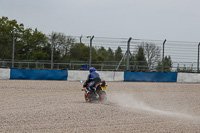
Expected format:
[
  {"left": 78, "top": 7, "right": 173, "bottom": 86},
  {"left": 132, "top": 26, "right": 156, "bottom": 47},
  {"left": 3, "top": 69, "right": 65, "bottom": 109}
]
[{"left": 0, "top": 36, "right": 200, "bottom": 72}]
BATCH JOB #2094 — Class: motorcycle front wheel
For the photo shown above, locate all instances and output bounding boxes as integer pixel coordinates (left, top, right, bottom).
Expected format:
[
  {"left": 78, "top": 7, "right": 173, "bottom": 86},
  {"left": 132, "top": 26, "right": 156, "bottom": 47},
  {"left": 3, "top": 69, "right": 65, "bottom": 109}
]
[{"left": 84, "top": 92, "right": 90, "bottom": 102}]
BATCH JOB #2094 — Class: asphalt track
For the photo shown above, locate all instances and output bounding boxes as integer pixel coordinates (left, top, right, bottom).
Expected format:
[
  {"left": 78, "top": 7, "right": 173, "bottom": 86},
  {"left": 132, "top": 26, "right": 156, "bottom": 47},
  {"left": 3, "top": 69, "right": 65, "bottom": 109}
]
[{"left": 0, "top": 80, "right": 200, "bottom": 133}]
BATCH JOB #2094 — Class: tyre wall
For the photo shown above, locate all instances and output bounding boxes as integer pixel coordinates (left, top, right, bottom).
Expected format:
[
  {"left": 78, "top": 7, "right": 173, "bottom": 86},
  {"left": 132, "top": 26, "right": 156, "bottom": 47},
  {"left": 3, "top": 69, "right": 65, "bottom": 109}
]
[
  {"left": 0, "top": 68, "right": 10, "bottom": 79},
  {"left": 10, "top": 69, "right": 68, "bottom": 80},
  {"left": 124, "top": 72, "right": 177, "bottom": 82}
]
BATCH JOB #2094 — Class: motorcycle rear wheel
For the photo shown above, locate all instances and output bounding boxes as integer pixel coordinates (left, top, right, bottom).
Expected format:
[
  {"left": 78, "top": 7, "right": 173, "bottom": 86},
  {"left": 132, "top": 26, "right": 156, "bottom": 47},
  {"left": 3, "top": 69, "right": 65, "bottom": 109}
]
[
  {"left": 98, "top": 91, "right": 103, "bottom": 102},
  {"left": 101, "top": 91, "right": 107, "bottom": 102}
]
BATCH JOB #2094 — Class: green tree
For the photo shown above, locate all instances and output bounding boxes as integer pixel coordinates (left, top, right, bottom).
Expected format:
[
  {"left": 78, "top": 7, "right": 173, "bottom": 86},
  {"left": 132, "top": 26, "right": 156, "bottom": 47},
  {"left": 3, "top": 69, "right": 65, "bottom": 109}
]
[
  {"left": 114, "top": 46, "right": 123, "bottom": 61},
  {"left": 69, "top": 43, "right": 90, "bottom": 61},
  {"left": 96, "top": 46, "right": 108, "bottom": 61},
  {"left": 0, "top": 16, "right": 24, "bottom": 59},
  {"left": 135, "top": 46, "right": 148, "bottom": 71},
  {"left": 106, "top": 47, "right": 114, "bottom": 61},
  {"left": 19, "top": 28, "right": 48, "bottom": 60},
  {"left": 0, "top": 16, "right": 48, "bottom": 61},
  {"left": 156, "top": 56, "right": 172, "bottom": 72},
  {"left": 49, "top": 32, "right": 76, "bottom": 60}
]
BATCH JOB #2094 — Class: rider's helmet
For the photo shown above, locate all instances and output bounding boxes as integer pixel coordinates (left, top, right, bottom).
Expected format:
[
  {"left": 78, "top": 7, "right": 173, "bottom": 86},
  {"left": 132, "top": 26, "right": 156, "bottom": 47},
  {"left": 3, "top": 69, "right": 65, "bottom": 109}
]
[{"left": 89, "top": 67, "right": 96, "bottom": 73}]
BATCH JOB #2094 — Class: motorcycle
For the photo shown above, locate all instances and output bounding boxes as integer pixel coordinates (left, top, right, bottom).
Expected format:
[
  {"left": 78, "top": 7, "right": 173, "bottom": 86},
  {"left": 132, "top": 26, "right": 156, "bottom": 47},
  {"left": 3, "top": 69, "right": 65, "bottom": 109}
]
[{"left": 82, "top": 80, "right": 107, "bottom": 103}]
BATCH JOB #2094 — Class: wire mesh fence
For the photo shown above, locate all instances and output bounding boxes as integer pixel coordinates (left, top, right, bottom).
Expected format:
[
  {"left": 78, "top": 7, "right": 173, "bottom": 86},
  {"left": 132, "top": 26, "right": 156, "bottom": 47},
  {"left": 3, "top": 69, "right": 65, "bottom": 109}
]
[
  {"left": 75, "top": 36, "right": 200, "bottom": 72},
  {"left": 0, "top": 36, "right": 199, "bottom": 72}
]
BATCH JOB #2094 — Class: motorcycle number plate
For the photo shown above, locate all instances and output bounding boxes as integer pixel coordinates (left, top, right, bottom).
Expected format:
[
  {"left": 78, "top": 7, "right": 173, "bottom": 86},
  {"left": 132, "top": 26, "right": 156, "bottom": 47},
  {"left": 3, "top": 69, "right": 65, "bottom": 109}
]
[{"left": 101, "top": 86, "right": 107, "bottom": 90}]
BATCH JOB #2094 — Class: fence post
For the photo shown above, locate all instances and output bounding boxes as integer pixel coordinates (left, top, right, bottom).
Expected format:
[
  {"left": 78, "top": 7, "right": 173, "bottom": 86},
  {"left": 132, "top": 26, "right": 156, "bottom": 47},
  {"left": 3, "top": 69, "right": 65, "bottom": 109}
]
[
  {"left": 177, "top": 62, "right": 179, "bottom": 72},
  {"left": 36, "top": 61, "right": 38, "bottom": 69},
  {"left": 89, "top": 36, "right": 94, "bottom": 68},
  {"left": 12, "top": 32, "right": 16, "bottom": 68},
  {"left": 51, "top": 34, "right": 56, "bottom": 70},
  {"left": 80, "top": 35, "right": 82, "bottom": 43},
  {"left": 2, "top": 60, "right": 5, "bottom": 67},
  {"left": 126, "top": 37, "right": 132, "bottom": 71},
  {"left": 162, "top": 39, "right": 167, "bottom": 72},
  {"left": 191, "top": 63, "right": 193, "bottom": 72},
  {"left": 198, "top": 42, "right": 200, "bottom": 72},
  {"left": 101, "top": 62, "right": 104, "bottom": 71}
]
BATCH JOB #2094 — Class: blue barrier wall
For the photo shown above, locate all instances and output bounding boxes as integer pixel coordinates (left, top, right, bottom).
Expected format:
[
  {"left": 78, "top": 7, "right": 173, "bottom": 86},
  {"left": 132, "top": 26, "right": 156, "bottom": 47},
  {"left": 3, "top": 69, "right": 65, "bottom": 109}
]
[
  {"left": 10, "top": 69, "right": 68, "bottom": 80},
  {"left": 8, "top": 69, "right": 179, "bottom": 82},
  {"left": 124, "top": 72, "right": 177, "bottom": 82}
]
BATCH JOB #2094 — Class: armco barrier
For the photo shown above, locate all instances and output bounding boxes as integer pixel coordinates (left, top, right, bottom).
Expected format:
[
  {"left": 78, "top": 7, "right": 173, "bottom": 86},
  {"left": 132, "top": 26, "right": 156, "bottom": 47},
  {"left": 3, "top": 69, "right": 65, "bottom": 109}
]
[
  {"left": 10, "top": 69, "right": 68, "bottom": 80},
  {"left": 68, "top": 70, "right": 124, "bottom": 81},
  {"left": 0, "top": 68, "right": 10, "bottom": 79},
  {"left": 177, "top": 73, "right": 200, "bottom": 83},
  {"left": 124, "top": 72, "right": 177, "bottom": 82}
]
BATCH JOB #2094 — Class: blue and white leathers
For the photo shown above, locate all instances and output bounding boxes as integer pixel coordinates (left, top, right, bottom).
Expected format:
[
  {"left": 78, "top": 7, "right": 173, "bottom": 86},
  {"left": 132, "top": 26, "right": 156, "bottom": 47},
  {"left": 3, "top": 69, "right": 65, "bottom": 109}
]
[{"left": 85, "top": 71, "right": 101, "bottom": 91}]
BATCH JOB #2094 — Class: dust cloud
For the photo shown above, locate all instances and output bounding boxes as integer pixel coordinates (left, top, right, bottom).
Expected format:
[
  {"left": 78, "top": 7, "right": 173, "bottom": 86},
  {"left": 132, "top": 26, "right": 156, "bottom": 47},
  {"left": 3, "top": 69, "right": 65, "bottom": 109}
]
[{"left": 108, "top": 92, "right": 199, "bottom": 121}]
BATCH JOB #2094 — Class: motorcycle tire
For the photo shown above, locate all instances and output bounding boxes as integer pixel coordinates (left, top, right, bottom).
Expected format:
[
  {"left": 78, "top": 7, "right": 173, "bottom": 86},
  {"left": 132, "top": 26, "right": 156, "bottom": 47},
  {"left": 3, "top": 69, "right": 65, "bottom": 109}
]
[
  {"left": 101, "top": 91, "right": 107, "bottom": 102},
  {"left": 97, "top": 91, "right": 103, "bottom": 102}
]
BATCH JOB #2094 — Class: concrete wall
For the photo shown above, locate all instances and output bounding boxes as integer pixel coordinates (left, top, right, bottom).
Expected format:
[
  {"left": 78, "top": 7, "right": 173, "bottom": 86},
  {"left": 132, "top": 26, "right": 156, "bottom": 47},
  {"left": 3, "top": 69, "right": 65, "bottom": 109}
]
[
  {"left": 0, "top": 68, "right": 10, "bottom": 79},
  {"left": 2, "top": 68, "right": 200, "bottom": 83},
  {"left": 177, "top": 73, "right": 200, "bottom": 83},
  {"left": 67, "top": 70, "right": 89, "bottom": 81},
  {"left": 97, "top": 71, "right": 124, "bottom": 81},
  {"left": 68, "top": 70, "right": 124, "bottom": 81}
]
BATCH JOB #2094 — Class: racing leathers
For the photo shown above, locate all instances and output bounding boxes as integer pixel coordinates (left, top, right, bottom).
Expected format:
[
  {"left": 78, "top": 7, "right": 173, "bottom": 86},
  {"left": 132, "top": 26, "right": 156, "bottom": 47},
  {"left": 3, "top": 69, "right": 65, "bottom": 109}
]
[{"left": 83, "top": 71, "right": 101, "bottom": 92}]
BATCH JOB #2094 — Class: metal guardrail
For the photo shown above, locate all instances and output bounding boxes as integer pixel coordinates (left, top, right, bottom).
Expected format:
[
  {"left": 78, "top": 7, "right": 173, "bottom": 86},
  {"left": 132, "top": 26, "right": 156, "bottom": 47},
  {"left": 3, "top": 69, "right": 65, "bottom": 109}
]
[{"left": 0, "top": 60, "right": 198, "bottom": 72}]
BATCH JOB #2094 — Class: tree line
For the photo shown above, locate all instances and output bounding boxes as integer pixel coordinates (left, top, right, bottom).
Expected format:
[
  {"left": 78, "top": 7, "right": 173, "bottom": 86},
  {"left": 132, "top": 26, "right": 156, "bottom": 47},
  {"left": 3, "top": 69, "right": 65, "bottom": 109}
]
[{"left": 0, "top": 16, "right": 173, "bottom": 72}]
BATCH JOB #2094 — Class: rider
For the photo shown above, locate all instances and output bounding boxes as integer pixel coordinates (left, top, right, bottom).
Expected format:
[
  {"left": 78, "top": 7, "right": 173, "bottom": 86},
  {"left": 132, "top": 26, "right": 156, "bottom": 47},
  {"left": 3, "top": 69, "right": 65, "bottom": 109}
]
[{"left": 83, "top": 67, "right": 101, "bottom": 93}]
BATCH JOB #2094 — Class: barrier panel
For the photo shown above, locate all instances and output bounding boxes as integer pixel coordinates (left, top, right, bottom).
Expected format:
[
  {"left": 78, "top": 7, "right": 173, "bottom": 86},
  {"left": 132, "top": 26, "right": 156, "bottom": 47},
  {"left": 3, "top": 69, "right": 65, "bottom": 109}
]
[
  {"left": 4, "top": 68, "right": 198, "bottom": 82},
  {"left": 0, "top": 68, "right": 10, "bottom": 79},
  {"left": 124, "top": 72, "right": 177, "bottom": 82},
  {"left": 10, "top": 69, "right": 68, "bottom": 80},
  {"left": 98, "top": 71, "right": 124, "bottom": 81},
  {"left": 68, "top": 70, "right": 124, "bottom": 81},
  {"left": 177, "top": 73, "right": 200, "bottom": 83},
  {"left": 68, "top": 70, "right": 88, "bottom": 81}
]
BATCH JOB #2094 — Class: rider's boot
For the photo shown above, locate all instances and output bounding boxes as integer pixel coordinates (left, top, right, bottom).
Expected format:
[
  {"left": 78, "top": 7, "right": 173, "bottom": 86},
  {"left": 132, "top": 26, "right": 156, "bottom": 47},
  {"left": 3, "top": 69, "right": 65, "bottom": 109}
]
[
  {"left": 92, "top": 87, "right": 99, "bottom": 98},
  {"left": 87, "top": 87, "right": 91, "bottom": 94}
]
